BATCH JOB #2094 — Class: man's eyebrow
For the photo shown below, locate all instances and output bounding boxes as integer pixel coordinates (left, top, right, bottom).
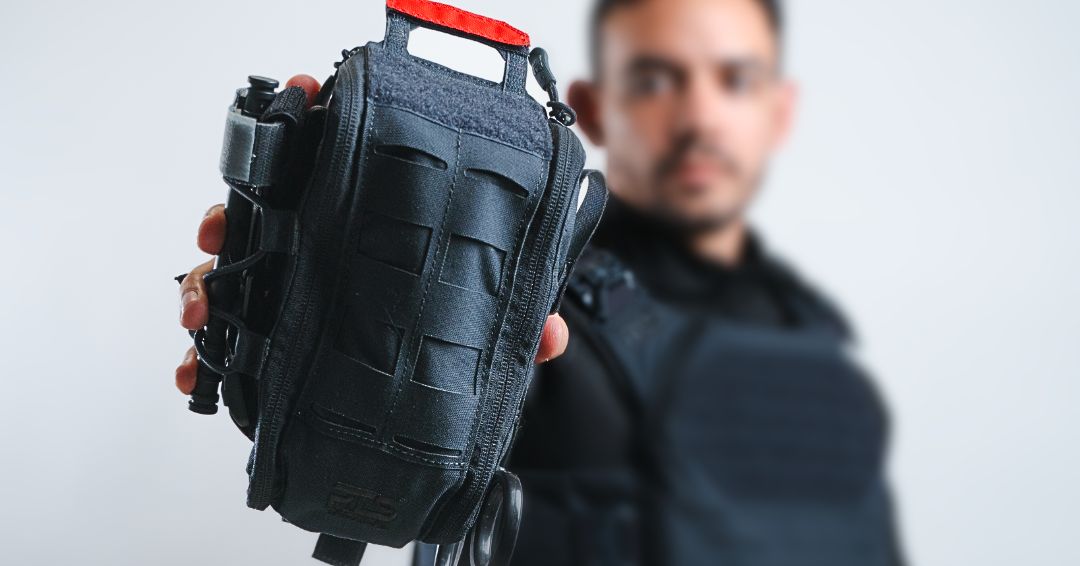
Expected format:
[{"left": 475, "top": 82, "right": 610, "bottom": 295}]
[
  {"left": 623, "top": 54, "right": 776, "bottom": 77},
  {"left": 623, "top": 55, "right": 684, "bottom": 76},
  {"left": 716, "top": 56, "right": 776, "bottom": 76}
]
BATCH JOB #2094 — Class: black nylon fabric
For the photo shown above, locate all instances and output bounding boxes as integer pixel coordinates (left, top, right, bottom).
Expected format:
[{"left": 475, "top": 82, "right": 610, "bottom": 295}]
[
  {"left": 196, "top": 7, "right": 607, "bottom": 562},
  {"left": 313, "top": 534, "right": 368, "bottom": 566}
]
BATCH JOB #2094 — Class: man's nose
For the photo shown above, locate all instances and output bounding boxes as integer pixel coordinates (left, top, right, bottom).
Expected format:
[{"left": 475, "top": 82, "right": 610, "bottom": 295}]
[{"left": 675, "top": 73, "right": 727, "bottom": 138}]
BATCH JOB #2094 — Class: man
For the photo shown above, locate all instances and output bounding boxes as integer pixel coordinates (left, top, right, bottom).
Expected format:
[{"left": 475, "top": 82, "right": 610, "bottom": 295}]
[
  {"left": 177, "top": 0, "right": 903, "bottom": 564},
  {"left": 506, "top": 0, "right": 904, "bottom": 564}
]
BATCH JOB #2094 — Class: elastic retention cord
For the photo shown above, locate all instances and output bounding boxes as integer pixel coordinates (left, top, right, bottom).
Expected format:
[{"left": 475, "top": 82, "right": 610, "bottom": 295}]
[
  {"left": 185, "top": 180, "right": 292, "bottom": 378},
  {"left": 190, "top": 306, "right": 253, "bottom": 377}
]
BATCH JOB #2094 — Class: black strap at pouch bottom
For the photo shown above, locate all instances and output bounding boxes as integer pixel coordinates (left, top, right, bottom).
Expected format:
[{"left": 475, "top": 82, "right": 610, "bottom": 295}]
[{"left": 313, "top": 534, "right": 368, "bottom": 566}]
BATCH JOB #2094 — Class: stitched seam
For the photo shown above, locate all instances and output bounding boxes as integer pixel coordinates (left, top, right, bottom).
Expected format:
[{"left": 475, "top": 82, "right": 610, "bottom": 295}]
[
  {"left": 450, "top": 123, "right": 572, "bottom": 530},
  {"left": 430, "top": 128, "right": 560, "bottom": 537},
  {"left": 379, "top": 127, "right": 464, "bottom": 440},
  {"left": 304, "top": 411, "right": 469, "bottom": 468},
  {"left": 455, "top": 147, "right": 542, "bottom": 469}
]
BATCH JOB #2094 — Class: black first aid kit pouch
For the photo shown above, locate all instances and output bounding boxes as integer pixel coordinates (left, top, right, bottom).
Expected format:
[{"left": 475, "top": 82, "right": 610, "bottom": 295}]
[{"left": 179, "top": 1, "right": 607, "bottom": 565}]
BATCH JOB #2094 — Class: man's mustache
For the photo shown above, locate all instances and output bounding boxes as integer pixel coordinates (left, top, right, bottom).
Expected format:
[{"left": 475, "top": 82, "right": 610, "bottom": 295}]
[{"left": 654, "top": 136, "right": 741, "bottom": 181}]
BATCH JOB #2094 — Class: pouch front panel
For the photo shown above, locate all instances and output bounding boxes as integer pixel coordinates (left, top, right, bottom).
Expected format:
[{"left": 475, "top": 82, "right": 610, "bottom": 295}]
[
  {"left": 277, "top": 82, "right": 549, "bottom": 542},
  {"left": 319, "top": 104, "right": 546, "bottom": 456}
]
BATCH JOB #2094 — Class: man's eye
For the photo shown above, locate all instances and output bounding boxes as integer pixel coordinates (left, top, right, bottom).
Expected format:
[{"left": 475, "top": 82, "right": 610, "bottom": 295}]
[
  {"left": 627, "top": 72, "right": 676, "bottom": 98},
  {"left": 722, "top": 67, "right": 766, "bottom": 96}
]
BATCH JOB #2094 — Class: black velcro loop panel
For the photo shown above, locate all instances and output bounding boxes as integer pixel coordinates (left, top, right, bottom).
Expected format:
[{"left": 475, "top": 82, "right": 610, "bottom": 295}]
[{"left": 313, "top": 534, "right": 367, "bottom": 566}]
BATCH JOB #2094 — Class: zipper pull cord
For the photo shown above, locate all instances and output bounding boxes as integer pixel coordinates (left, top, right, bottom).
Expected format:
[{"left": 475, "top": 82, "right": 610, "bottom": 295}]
[
  {"left": 528, "top": 47, "right": 576, "bottom": 127},
  {"left": 314, "top": 47, "right": 363, "bottom": 108},
  {"left": 334, "top": 46, "right": 363, "bottom": 70}
]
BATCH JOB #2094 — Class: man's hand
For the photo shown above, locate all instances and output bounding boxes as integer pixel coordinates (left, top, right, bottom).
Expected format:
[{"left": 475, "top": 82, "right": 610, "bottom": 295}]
[{"left": 174, "top": 75, "right": 569, "bottom": 395}]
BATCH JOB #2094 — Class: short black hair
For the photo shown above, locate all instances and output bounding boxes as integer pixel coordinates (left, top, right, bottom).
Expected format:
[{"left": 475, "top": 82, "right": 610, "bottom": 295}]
[{"left": 590, "top": 0, "right": 785, "bottom": 77}]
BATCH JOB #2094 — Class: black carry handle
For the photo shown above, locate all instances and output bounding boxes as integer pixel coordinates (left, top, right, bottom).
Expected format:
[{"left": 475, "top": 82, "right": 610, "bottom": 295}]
[
  {"left": 383, "top": 0, "right": 531, "bottom": 94},
  {"left": 550, "top": 170, "right": 609, "bottom": 315},
  {"left": 567, "top": 170, "right": 609, "bottom": 266}
]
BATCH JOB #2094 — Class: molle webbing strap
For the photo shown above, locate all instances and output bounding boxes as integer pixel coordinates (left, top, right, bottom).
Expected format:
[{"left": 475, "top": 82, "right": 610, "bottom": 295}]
[{"left": 313, "top": 534, "right": 368, "bottom": 566}]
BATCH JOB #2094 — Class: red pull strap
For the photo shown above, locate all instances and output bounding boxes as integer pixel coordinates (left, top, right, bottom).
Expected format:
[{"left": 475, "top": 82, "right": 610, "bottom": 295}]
[{"left": 386, "top": 0, "right": 530, "bottom": 48}]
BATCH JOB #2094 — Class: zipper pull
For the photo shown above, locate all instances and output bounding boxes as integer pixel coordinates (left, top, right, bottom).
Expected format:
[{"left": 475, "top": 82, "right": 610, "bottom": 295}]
[
  {"left": 316, "top": 46, "right": 363, "bottom": 108},
  {"left": 333, "top": 46, "right": 363, "bottom": 70},
  {"left": 528, "top": 47, "right": 576, "bottom": 127}
]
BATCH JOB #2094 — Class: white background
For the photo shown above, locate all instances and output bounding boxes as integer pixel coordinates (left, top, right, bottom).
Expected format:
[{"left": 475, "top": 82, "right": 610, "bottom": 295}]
[{"left": 1, "top": 1, "right": 1077, "bottom": 564}]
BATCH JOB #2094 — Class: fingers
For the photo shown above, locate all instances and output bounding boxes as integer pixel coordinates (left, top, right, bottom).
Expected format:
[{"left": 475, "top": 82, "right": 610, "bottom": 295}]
[
  {"left": 286, "top": 74, "right": 321, "bottom": 108},
  {"left": 535, "top": 314, "right": 569, "bottom": 364},
  {"left": 177, "top": 314, "right": 568, "bottom": 393},
  {"left": 179, "top": 259, "right": 215, "bottom": 331},
  {"left": 176, "top": 346, "right": 198, "bottom": 394},
  {"left": 198, "top": 204, "right": 226, "bottom": 255}
]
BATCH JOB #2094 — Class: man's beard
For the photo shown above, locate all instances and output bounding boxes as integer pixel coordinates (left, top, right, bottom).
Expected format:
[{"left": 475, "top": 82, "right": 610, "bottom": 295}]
[{"left": 646, "top": 135, "right": 762, "bottom": 235}]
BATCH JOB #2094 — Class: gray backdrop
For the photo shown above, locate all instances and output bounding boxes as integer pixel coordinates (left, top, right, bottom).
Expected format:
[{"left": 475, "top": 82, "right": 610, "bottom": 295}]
[{"left": 1, "top": 0, "right": 1077, "bottom": 564}]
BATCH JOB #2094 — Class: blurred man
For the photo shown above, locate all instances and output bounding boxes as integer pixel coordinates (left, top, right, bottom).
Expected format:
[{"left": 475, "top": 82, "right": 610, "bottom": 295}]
[{"left": 502, "top": 0, "right": 906, "bottom": 564}]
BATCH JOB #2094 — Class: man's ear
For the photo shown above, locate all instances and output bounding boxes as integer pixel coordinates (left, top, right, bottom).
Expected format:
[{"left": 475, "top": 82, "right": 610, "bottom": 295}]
[
  {"left": 771, "top": 79, "right": 799, "bottom": 150},
  {"left": 567, "top": 80, "right": 604, "bottom": 146}
]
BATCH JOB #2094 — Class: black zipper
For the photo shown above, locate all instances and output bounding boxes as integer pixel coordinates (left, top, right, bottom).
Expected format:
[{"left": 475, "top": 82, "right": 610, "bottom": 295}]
[
  {"left": 248, "top": 48, "right": 367, "bottom": 508},
  {"left": 442, "top": 120, "right": 578, "bottom": 532}
]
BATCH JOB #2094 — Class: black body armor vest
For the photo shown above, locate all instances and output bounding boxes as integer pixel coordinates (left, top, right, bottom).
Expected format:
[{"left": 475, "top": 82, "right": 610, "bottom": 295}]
[{"left": 503, "top": 239, "right": 905, "bottom": 566}]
